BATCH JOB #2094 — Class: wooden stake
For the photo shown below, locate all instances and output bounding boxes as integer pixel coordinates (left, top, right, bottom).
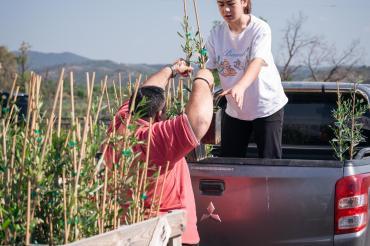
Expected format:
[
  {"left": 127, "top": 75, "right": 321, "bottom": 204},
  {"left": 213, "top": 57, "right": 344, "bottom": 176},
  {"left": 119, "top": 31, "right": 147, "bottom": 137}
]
[
  {"left": 148, "top": 166, "right": 161, "bottom": 219},
  {"left": 192, "top": 0, "right": 206, "bottom": 68},
  {"left": 25, "top": 179, "right": 31, "bottom": 245},
  {"left": 156, "top": 161, "right": 170, "bottom": 216},
  {"left": 94, "top": 76, "right": 108, "bottom": 125},
  {"left": 57, "top": 78, "right": 64, "bottom": 137},
  {"left": 118, "top": 72, "right": 123, "bottom": 104},
  {"left": 40, "top": 68, "right": 65, "bottom": 165}
]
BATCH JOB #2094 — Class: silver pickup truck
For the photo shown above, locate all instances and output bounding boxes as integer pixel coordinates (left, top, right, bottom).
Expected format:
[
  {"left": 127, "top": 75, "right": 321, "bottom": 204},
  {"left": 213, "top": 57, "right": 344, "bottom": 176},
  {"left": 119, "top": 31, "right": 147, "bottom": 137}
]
[{"left": 189, "top": 82, "right": 370, "bottom": 246}]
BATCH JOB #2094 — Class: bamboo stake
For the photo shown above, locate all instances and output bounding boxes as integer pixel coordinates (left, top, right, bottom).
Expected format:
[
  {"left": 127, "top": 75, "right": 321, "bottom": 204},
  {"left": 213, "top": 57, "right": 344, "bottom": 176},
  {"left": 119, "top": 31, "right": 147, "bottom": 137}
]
[
  {"left": 179, "top": 79, "right": 184, "bottom": 112},
  {"left": 57, "top": 78, "right": 64, "bottom": 137},
  {"left": 104, "top": 81, "right": 112, "bottom": 116},
  {"left": 94, "top": 76, "right": 108, "bottom": 125},
  {"left": 118, "top": 79, "right": 141, "bottom": 180},
  {"left": 137, "top": 118, "right": 153, "bottom": 222},
  {"left": 148, "top": 166, "right": 161, "bottom": 219},
  {"left": 192, "top": 0, "right": 206, "bottom": 68},
  {"left": 132, "top": 159, "right": 141, "bottom": 224},
  {"left": 111, "top": 116, "right": 119, "bottom": 229},
  {"left": 70, "top": 72, "right": 78, "bottom": 173},
  {"left": 25, "top": 179, "right": 31, "bottom": 245},
  {"left": 4, "top": 86, "right": 20, "bottom": 133},
  {"left": 118, "top": 72, "right": 123, "bottom": 104},
  {"left": 49, "top": 214, "right": 54, "bottom": 245},
  {"left": 30, "top": 76, "right": 37, "bottom": 137},
  {"left": 6, "top": 74, "right": 18, "bottom": 109},
  {"left": 86, "top": 74, "right": 90, "bottom": 103},
  {"left": 128, "top": 72, "right": 132, "bottom": 97},
  {"left": 71, "top": 72, "right": 95, "bottom": 238},
  {"left": 76, "top": 118, "right": 81, "bottom": 142},
  {"left": 62, "top": 167, "right": 68, "bottom": 244},
  {"left": 112, "top": 79, "right": 120, "bottom": 107},
  {"left": 349, "top": 83, "right": 357, "bottom": 159},
  {"left": 172, "top": 79, "right": 176, "bottom": 99},
  {"left": 9, "top": 127, "right": 17, "bottom": 194},
  {"left": 187, "top": 78, "right": 191, "bottom": 100},
  {"left": 75, "top": 73, "right": 95, "bottom": 184},
  {"left": 39, "top": 68, "right": 65, "bottom": 165},
  {"left": 2, "top": 119, "right": 7, "bottom": 166},
  {"left": 101, "top": 160, "right": 109, "bottom": 232},
  {"left": 156, "top": 161, "right": 170, "bottom": 216}
]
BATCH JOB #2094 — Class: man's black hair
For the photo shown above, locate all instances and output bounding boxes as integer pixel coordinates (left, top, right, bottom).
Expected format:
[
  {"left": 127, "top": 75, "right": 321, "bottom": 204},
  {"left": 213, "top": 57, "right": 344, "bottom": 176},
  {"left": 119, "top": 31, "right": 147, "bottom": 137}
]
[{"left": 128, "top": 86, "right": 166, "bottom": 118}]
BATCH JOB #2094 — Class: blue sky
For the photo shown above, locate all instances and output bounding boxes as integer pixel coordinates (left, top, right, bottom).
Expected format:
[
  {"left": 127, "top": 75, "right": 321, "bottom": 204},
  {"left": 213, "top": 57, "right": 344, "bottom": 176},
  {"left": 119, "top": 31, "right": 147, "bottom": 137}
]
[{"left": 0, "top": 0, "right": 369, "bottom": 65}]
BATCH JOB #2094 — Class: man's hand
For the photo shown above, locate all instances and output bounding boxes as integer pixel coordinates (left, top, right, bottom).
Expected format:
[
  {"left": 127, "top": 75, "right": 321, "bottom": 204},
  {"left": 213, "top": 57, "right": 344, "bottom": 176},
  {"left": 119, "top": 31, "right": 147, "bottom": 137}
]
[{"left": 171, "top": 59, "right": 193, "bottom": 77}]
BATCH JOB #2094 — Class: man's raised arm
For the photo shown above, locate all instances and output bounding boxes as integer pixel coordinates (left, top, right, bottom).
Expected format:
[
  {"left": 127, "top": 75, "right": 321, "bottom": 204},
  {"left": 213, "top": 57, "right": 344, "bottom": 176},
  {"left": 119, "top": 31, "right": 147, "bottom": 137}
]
[{"left": 185, "top": 69, "right": 214, "bottom": 141}]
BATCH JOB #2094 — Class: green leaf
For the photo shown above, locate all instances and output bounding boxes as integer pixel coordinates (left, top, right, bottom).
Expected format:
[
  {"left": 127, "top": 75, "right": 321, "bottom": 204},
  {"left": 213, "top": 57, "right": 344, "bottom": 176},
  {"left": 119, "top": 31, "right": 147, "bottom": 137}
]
[
  {"left": 2, "top": 107, "right": 10, "bottom": 113},
  {"left": 177, "top": 32, "right": 184, "bottom": 38},
  {"left": 68, "top": 141, "right": 77, "bottom": 148},
  {"left": 1, "top": 218, "right": 11, "bottom": 230}
]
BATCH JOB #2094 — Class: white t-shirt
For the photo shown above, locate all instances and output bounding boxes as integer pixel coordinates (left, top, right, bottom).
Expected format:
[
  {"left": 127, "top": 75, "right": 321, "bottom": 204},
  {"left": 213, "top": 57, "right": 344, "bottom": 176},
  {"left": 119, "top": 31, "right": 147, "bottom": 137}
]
[{"left": 206, "top": 15, "right": 288, "bottom": 121}]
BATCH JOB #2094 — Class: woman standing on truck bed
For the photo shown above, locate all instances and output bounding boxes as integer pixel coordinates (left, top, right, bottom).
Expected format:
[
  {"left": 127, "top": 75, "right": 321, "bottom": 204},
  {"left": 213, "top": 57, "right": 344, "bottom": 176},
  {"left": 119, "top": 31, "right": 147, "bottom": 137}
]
[{"left": 206, "top": 0, "right": 288, "bottom": 158}]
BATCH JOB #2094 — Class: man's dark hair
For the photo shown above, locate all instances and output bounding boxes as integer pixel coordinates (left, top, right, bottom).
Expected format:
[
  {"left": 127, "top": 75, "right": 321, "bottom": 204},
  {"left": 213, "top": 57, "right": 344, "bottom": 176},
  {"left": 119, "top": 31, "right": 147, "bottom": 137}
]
[{"left": 128, "top": 86, "right": 166, "bottom": 118}]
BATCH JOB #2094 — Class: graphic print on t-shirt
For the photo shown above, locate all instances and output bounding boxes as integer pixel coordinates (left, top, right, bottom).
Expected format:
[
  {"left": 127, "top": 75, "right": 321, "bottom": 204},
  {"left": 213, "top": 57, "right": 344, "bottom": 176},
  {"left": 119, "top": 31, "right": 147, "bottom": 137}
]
[
  {"left": 219, "top": 59, "right": 237, "bottom": 77},
  {"left": 216, "top": 47, "right": 250, "bottom": 77}
]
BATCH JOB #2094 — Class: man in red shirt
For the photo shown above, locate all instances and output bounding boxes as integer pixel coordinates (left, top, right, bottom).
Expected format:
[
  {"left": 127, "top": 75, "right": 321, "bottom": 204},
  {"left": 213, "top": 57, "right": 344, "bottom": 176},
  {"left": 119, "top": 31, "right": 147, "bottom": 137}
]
[{"left": 106, "top": 59, "right": 214, "bottom": 245}]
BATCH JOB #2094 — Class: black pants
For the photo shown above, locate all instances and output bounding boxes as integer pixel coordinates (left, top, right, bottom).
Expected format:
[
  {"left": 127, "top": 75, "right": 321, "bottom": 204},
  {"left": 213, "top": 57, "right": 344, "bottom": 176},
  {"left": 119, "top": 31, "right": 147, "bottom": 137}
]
[
  {"left": 221, "top": 108, "right": 284, "bottom": 158},
  {"left": 182, "top": 244, "right": 199, "bottom": 246}
]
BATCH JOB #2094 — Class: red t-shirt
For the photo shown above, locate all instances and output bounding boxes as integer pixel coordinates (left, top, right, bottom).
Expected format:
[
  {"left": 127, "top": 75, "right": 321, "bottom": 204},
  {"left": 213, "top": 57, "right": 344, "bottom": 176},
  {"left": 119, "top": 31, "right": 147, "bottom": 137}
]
[{"left": 106, "top": 101, "right": 200, "bottom": 244}]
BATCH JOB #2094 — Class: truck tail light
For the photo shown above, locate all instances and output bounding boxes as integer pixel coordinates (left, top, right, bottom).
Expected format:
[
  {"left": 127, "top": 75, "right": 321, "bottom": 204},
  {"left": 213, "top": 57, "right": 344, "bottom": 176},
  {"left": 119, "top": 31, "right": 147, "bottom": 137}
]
[{"left": 335, "top": 173, "right": 370, "bottom": 234}]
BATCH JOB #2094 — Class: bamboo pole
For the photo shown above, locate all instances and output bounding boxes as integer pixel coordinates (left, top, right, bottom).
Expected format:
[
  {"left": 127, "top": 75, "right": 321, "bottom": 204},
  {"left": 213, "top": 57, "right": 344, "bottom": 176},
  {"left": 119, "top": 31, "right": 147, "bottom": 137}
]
[
  {"left": 112, "top": 116, "right": 118, "bottom": 229},
  {"left": 101, "top": 159, "right": 109, "bottom": 232},
  {"left": 70, "top": 72, "right": 95, "bottom": 239},
  {"left": 192, "top": 0, "right": 206, "bottom": 68},
  {"left": 94, "top": 76, "right": 108, "bottom": 125},
  {"left": 70, "top": 72, "right": 78, "bottom": 173},
  {"left": 6, "top": 74, "right": 18, "bottom": 109},
  {"left": 112, "top": 79, "right": 120, "bottom": 107},
  {"left": 25, "top": 179, "right": 31, "bottom": 245},
  {"left": 156, "top": 161, "right": 170, "bottom": 216},
  {"left": 128, "top": 72, "right": 132, "bottom": 97},
  {"left": 39, "top": 68, "right": 65, "bottom": 165},
  {"left": 104, "top": 81, "right": 112, "bottom": 116},
  {"left": 148, "top": 166, "right": 161, "bottom": 219},
  {"left": 138, "top": 118, "right": 153, "bottom": 222},
  {"left": 1, "top": 119, "right": 7, "bottom": 166},
  {"left": 57, "top": 78, "right": 64, "bottom": 137},
  {"left": 118, "top": 72, "right": 123, "bottom": 104},
  {"left": 4, "top": 86, "right": 20, "bottom": 133}
]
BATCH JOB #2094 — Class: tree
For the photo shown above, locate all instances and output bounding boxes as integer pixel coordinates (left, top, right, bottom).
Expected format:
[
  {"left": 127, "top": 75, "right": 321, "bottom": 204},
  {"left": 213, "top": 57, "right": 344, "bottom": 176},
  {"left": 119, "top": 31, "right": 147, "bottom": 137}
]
[
  {"left": 16, "top": 41, "right": 31, "bottom": 91},
  {"left": 0, "top": 46, "right": 17, "bottom": 91},
  {"left": 278, "top": 13, "right": 317, "bottom": 81},
  {"left": 305, "top": 39, "right": 363, "bottom": 82},
  {"left": 278, "top": 13, "right": 364, "bottom": 82}
]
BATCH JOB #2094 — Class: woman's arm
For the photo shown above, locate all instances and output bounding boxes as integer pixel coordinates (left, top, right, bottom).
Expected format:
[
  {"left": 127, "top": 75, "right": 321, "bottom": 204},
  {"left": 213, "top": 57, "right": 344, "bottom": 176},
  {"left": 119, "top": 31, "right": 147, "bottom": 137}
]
[{"left": 220, "top": 58, "right": 265, "bottom": 109}]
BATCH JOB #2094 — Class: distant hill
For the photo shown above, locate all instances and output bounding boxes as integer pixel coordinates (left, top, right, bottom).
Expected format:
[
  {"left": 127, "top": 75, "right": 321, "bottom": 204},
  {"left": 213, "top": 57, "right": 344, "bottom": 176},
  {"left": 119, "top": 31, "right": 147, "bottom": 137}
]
[
  {"left": 14, "top": 50, "right": 91, "bottom": 70},
  {"left": 12, "top": 50, "right": 370, "bottom": 84},
  {"left": 14, "top": 50, "right": 164, "bottom": 84}
]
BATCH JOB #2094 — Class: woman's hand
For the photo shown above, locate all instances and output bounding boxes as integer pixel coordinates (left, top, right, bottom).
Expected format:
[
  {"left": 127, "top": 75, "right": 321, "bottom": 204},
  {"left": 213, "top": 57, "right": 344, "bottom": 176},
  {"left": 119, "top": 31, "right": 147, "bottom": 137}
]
[{"left": 220, "top": 83, "right": 246, "bottom": 110}]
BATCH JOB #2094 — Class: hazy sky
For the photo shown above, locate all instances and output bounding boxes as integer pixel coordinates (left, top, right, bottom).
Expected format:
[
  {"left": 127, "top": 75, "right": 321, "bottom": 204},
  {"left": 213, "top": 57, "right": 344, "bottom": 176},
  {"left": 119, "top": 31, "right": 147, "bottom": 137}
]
[{"left": 1, "top": 0, "right": 369, "bottom": 65}]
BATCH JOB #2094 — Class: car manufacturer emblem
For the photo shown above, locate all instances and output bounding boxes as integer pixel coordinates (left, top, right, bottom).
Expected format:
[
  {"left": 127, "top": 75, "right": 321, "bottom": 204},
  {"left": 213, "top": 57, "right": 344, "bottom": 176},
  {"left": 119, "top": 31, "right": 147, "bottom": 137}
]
[{"left": 200, "top": 201, "right": 221, "bottom": 222}]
